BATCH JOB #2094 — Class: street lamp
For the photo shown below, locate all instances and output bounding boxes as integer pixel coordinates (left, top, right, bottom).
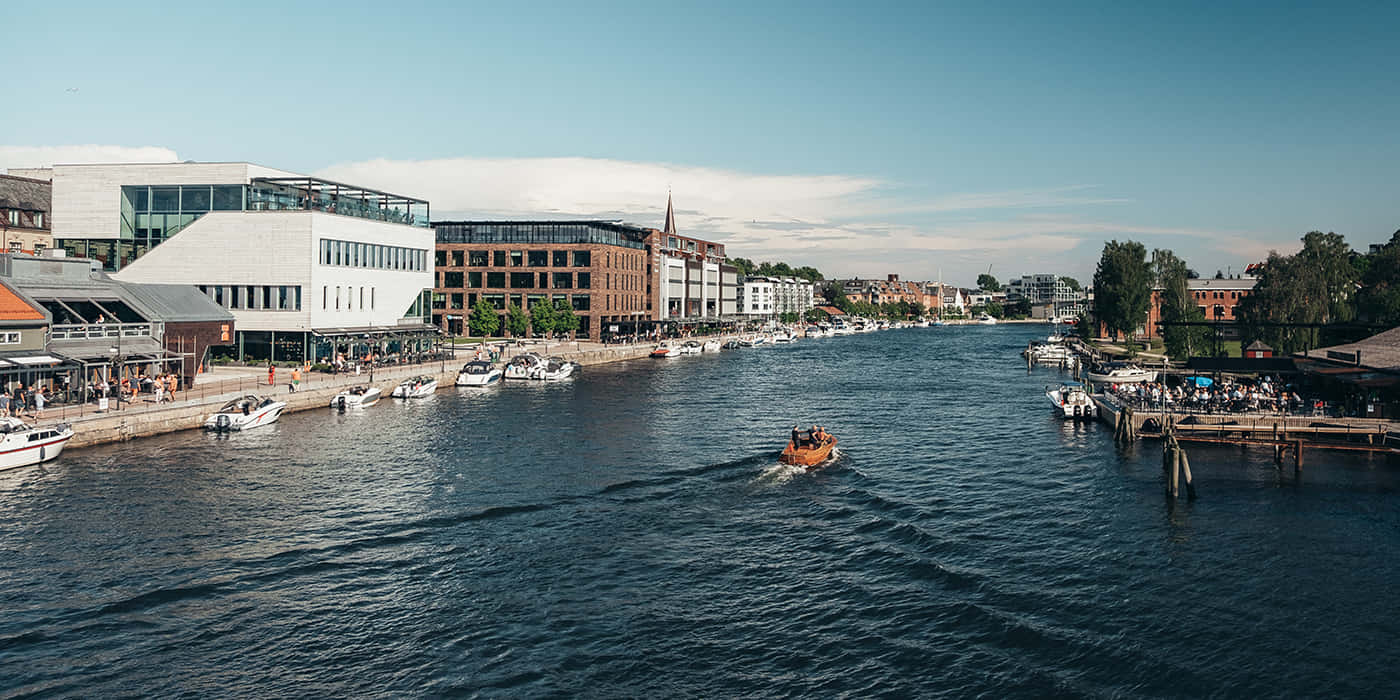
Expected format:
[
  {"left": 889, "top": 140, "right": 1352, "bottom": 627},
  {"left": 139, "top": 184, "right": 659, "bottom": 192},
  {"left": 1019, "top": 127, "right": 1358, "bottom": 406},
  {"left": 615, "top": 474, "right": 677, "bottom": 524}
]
[{"left": 108, "top": 335, "right": 122, "bottom": 410}]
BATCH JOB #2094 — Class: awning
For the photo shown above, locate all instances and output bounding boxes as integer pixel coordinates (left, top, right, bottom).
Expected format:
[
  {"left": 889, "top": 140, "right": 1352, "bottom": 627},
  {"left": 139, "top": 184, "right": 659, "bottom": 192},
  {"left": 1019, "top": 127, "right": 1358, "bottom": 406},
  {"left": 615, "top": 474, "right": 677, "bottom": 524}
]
[
  {"left": 50, "top": 338, "right": 170, "bottom": 362},
  {"left": 312, "top": 324, "right": 440, "bottom": 338},
  {"left": 6, "top": 355, "right": 65, "bottom": 366}
]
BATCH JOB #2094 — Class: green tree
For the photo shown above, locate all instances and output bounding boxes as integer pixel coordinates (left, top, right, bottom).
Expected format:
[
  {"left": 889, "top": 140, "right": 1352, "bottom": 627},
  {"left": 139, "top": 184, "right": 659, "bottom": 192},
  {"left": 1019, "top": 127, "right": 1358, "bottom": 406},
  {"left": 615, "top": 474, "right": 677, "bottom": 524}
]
[
  {"left": 1238, "top": 231, "right": 1360, "bottom": 354},
  {"left": 1152, "top": 248, "right": 1209, "bottom": 358},
  {"left": 804, "top": 308, "right": 826, "bottom": 323},
  {"left": 727, "top": 257, "right": 756, "bottom": 276},
  {"left": 1092, "top": 240, "right": 1152, "bottom": 341},
  {"left": 1060, "top": 276, "right": 1081, "bottom": 292},
  {"left": 1357, "top": 231, "right": 1400, "bottom": 325},
  {"left": 505, "top": 303, "right": 529, "bottom": 337},
  {"left": 977, "top": 273, "right": 1001, "bottom": 292},
  {"left": 553, "top": 300, "right": 580, "bottom": 338},
  {"left": 984, "top": 301, "right": 1004, "bottom": 319},
  {"left": 529, "top": 300, "right": 556, "bottom": 337},
  {"left": 1006, "top": 299, "right": 1032, "bottom": 318},
  {"left": 793, "top": 266, "right": 823, "bottom": 282},
  {"left": 468, "top": 298, "right": 500, "bottom": 337}
]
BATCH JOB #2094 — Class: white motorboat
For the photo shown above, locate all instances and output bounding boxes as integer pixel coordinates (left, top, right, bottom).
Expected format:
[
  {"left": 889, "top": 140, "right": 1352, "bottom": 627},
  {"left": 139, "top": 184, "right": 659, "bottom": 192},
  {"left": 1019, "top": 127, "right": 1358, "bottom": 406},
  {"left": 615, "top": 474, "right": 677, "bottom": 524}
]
[
  {"left": 0, "top": 417, "right": 74, "bottom": 471},
  {"left": 204, "top": 395, "right": 286, "bottom": 431},
  {"left": 1086, "top": 363, "right": 1158, "bottom": 384},
  {"left": 391, "top": 376, "right": 439, "bottom": 398},
  {"left": 1024, "top": 341, "right": 1073, "bottom": 362},
  {"left": 1047, "top": 383, "right": 1097, "bottom": 420},
  {"left": 702, "top": 339, "right": 721, "bottom": 352},
  {"left": 505, "top": 352, "right": 545, "bottom": 377},
  {"left": 750, "top": 335, "right": 768, "bottom": 346},
  {"left": 456, "top": 360, "right": 503, "bottom": 386},
  {"left": 530, "top": 356, "right": 578, "bottom": 380},
  {"left": 721, "top": 339, "right": 741, "bottom": 349},
  {"left": 803, "top": 326, "right": 825, "bottom": 338},
  {"left": 976, "top": 314, "right": 998, "bottom": 325},
  {"left": 650, "top": 342, "right": 680, "bottom": 358},
  {"left": 330, "top": 385, "right": 382, "bottom": 409},
  {"left": 771, "top": 329, "right": 795, "bottom": 343},
  {"left": 679, "top": 340, "right": 703, "bottom": 355}
]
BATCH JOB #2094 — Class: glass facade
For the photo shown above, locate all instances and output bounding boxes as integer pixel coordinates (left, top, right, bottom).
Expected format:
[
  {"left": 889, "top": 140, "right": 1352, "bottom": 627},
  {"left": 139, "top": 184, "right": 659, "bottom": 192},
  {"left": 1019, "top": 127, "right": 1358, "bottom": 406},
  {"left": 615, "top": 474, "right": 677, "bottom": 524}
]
[
  {"left": 319, "top": 239, "right": 429, "bottom": 271},
  {"left": 433, "top": 221, "right": 647, "bottom": 250}
]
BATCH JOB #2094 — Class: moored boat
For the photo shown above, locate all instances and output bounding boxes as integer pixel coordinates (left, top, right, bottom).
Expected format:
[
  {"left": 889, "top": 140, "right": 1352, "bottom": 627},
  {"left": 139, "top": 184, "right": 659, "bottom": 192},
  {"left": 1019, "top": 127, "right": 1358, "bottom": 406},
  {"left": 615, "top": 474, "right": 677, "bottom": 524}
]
[
  {"left": 505, "top": 352, "right": 545, "bottom": 377},
  {"left": 650, "top": 342, "right": 680, "bottom": 358},
  {"left": 330, "top": 385, "right": 381, "bottom": 409},
  {"left": 456, "top": 360, "right": 503, "bottom": 386},
  {"left": 702, "top": 339, "right": 721, "bottom": 352},
  {"left": 530, "top": 357, "right": 578, "bottom": 380},
  {"left": 391, "top": 376, "right": 439, "bottom": 398},
  {"left": 679, "top": 340, "right": 703, "bottom": 355},
  {"left": 1046, "top": 383, "right": 1096, "bottom": 419},
  {"left": 0, "top": 418, "right": 74, "bottom": 471},
  {"left": 1086, "top": 363, "right": 1158, "bottom": 384},
  {"left": 205, "top": 395, "right": 286, "bottom": 431}
]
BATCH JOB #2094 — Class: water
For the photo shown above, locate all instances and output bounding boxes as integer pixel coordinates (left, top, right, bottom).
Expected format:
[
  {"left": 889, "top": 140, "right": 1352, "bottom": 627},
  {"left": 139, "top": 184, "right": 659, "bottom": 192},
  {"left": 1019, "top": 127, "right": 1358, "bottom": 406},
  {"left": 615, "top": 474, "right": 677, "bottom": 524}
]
[{"left": 3, "top": 325, "right": 1399, "bottom": 697}]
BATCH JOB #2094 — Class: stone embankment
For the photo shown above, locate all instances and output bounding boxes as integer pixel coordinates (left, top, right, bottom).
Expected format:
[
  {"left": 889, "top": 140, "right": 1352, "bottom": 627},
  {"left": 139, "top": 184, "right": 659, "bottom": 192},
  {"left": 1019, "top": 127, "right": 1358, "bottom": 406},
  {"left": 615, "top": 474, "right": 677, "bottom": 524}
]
[{"left": 55, "top": 340, "right": 661, "bottom": 450}]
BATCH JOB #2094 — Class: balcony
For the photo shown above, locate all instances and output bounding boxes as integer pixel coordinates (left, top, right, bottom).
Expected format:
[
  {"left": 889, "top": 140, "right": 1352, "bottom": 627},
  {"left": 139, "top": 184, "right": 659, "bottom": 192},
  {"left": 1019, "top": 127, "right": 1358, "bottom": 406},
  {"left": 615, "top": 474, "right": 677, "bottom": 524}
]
[{"left": 50, "top": 322, "right": 163, "bottom": 343}]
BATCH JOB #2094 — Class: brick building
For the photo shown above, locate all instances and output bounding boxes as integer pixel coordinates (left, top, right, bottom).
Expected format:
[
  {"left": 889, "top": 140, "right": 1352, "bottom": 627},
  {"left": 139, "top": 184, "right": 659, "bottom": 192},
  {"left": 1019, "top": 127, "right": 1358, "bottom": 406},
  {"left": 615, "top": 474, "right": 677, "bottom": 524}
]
[
  {"left": 431, "top": 221, "right": 650, "bottom": 339},
  {"left": 645, "top": 195, "right": 738, "bottom": 322},
  {"left": 1144, "top": 277, "right": 1256, "bottom": 338}
]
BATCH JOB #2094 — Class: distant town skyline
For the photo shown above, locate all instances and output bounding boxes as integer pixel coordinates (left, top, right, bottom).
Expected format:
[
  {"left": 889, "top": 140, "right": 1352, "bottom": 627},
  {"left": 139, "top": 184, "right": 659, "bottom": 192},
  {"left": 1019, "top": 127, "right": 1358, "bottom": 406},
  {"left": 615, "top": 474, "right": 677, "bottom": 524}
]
[{"left": 5, "top": 1, "right": 1398, "bottom": 286}]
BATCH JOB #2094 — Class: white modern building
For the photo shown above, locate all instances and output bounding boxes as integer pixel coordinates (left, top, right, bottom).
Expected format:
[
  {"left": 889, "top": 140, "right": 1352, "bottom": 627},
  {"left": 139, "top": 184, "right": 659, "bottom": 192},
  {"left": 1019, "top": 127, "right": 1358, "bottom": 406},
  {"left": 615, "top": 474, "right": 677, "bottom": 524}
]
[
  {"left": 650, "top": 195, "right": 737, "bottom": 322},
  {"left": 739, "top": 276, "right": 814, "bottom": 319},
  {"left": 50, "top": 162, "right": 436, "bottom": 362}
]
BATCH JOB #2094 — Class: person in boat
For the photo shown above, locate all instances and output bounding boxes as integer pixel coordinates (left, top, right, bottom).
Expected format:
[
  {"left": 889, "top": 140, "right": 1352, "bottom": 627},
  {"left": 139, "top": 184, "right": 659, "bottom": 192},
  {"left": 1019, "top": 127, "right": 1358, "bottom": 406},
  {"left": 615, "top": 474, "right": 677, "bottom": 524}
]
[{"left": 791, "top": 425, "right": 802, "bottom": 448}]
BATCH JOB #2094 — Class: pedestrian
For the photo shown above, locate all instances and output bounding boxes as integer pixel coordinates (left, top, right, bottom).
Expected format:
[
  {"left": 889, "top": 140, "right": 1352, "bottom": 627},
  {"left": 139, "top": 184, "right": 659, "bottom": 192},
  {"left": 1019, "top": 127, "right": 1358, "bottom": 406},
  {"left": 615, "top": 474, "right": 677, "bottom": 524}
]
[
  {"left": 267, "top": 363, "right": 276, "bottom": 386},
  {"left": 153, "top": 375, "right": 165, "bottom": 403},
  {"left": 33, "top": 386, "right": 45, "bottom": 419},
  {"left": 290, "top": 367, "right": 301, "bottom": 393},
  {"left": 0, "top": 392, "right": 9, "bottom": 418}
]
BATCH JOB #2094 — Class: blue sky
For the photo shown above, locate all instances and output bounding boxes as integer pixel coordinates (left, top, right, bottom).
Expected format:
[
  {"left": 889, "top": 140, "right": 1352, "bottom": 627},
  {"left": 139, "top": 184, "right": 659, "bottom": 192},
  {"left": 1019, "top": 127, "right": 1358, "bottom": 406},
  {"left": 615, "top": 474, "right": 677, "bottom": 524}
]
[{"left": 5, "top": 1, "right": 1398, "bottom": 285}]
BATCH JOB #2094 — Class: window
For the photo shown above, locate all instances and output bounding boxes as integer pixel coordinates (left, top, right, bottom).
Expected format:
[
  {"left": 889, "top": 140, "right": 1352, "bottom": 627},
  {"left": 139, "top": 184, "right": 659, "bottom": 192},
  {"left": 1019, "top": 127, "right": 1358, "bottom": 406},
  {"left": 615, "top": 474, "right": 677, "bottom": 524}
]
[
  {"left": 370, "top": 287, "right": 374, "bottom": 309},
  {"left": 35, "top": 213, "right": 44, "bottom": 229},
  {"left": 436, "top": 250, "right": 448, "bottom": 267},
  {"left": 571, "top": 294, "right": 590, "bottom": 311},
  {"left": 323, "top": 286, "right": 328, "bottom": 309},
  {"left": 510, "top": 250, "right": 523, "bottom": 267},
  {"left": 8, "top": 211, "right": 17, "bottom": 226},
  {"left": 493, "top": 250, "right": 507, "bottom": 266},
  {"left": 529, "top": 250, "right": 548, "bottom": 267},
  {"left": 553, "top": 250, "right": 568, "bottom": 267},
  {"left": 668, "top": 237, "right": 678, "bottom": 248},
  {"left": 553, "top": 272, "right": 572, "bottom": 289},
  {"left": 451, "top": 250, "right": 464, "bottom": 267},
  {"left": 573, "top": 250, "right": 591, "bottom": 267},
  {"left": 212, "top": 185, "right": 243, "bottom": 211},
  {"left": 539, "top": 272, "right": 549, "bottom": 288},
  {"left": 335, "top": 286, "right": 341, "bottom": 310},
  {"left": 7, "top": 241, "right": 19, "bottom": 253},
  {"left": 444, "top": 271, "right": 464, "bottom": 287},
  {"left": 487, "top": 271, "right": 506, "bottom": 287},
  {"left": 279, "top": 286, "right": 292, "bottom": 310},
  {"left": 577, "top": 272, "right": 591, "bottom": 289},
  {"left": 470, "top": 250, "right": 489, "bottom": 266},
  {"left": 0, "top": 331, "right": 21, "bottom": 345},
  {"left": 468, "top": 271, "right": 482, "bottom": 288},
  {"left": 510, "top": 272, "right": 534, "bottom": 288}
]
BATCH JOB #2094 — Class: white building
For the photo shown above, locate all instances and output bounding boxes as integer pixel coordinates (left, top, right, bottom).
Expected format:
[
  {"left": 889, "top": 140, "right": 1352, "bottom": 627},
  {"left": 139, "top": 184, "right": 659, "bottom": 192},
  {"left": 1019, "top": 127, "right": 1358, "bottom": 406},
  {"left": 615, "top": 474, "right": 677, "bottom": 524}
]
[
  {"left": 50, "top": 162, "right": 436, "bottom": 362},
  {"left": 739, "top": 276, "right": 814, "bottom": 319}
]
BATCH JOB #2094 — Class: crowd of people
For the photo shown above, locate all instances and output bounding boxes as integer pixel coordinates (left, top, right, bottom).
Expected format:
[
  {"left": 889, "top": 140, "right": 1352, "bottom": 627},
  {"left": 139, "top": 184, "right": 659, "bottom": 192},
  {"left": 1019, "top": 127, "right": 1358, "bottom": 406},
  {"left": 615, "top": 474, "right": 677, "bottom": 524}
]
[{"left": 1108, "top": 376, "right": 1322, "bottom": 416}]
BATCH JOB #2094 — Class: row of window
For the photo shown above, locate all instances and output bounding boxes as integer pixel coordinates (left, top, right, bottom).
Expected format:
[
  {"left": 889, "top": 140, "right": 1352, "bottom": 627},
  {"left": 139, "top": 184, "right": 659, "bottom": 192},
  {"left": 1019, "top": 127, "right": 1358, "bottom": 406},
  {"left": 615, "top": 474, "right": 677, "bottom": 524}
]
[
  {"left": 1196, "top": 290, "right": 1246, "bottom": 300},
  {"left": 322, "top": 285, "right": 376, "bottom": 311},
  {"left": 320, "top": 239, "right": 429, "bottom": 272},
  {"left": 200, "top": 285, "right": 303, "bottom": 311},
  {"left": 440, "top": 271, "right": 594, "bottom": 290},
  {"left": 435, "top": 249, "right": 595, "bottom": 268},
  {"left": 450, "top": 293, "right": 592, "bottom": 312},
  {"left": 6, "top": 210, "right": 44, "bottom": 229},
  {"left": 0, "top": 331, "right": 21, "bottom": 345}
]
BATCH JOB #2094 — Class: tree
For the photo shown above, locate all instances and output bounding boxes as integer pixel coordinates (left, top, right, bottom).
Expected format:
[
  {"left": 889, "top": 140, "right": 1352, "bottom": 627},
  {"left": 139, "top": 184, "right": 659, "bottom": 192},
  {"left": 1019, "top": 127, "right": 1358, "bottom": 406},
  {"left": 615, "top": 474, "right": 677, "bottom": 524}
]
[
  {"left": 984, "top": 301, "right": 1004, "bottom": 319},
  {"left": 804, "top": 308, "right": 827, "bottom": 323},
  {"left": 1152, "top": 248, "right": 1209, "bottom": 358},
  {"left": 1237, "top": 231, "right": 1359, "bottom": 354},
  {"left": 505, "top": 303, "right": 529, "bottom": 337},
  {"left": 977, "top": 273, "right": 1001, "bottom": 292},
  {"left": 1006, "top": 299, "right": 1032, "bottom": 318},
  {"left": 468, "top": 298, "right": 500, "bottom": 337},
  {"left": 529, "top": 300, "right": 556, "bottom": 337},
  {"left": 727, "top": 257, "right": 756, "bottom": 276},
  {"left": 1092, "top": 240, "right": 1152, "bottom": 341},
  {"left": 553, "top": 300, "right": 580, "bottom": 338},
  {"left": 1060, "top": 277, "right": 1081, "bottom": 292}
]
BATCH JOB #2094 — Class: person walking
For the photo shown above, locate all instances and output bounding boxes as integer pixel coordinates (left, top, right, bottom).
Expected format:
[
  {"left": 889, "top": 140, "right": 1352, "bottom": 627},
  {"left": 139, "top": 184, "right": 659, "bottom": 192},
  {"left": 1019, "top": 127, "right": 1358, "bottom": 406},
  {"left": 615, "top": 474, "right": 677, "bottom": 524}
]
[
  {"left": 290, "top": 367, "right": 301, "bottom": 393},
  {"left": 0, "top": 392, "right": 10, "bottom": 418},
  {"left": 33, "top": 386, "right": 45, "bottom": 419},
  {"left": 267, "top": 363, "right": 276, "bottom": 386}
]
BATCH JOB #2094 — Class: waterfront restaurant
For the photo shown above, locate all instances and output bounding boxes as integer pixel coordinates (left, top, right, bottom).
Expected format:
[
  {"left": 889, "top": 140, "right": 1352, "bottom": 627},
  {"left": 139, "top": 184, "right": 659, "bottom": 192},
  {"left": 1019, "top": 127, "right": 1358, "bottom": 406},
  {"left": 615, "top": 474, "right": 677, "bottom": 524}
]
[
  {"left": 48, "top": 162, "right": 438, "bottom": 363},
  {"left": 431, "top": 221, "right": 650, "bottom": 340}
]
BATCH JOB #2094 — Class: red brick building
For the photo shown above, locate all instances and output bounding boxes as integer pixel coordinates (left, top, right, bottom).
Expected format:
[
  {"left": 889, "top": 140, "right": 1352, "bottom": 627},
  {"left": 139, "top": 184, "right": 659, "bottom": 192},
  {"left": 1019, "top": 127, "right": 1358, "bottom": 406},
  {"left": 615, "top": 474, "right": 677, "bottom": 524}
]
[{"left": 1144, "top": 277, "right": 1256, "bottom": 338}]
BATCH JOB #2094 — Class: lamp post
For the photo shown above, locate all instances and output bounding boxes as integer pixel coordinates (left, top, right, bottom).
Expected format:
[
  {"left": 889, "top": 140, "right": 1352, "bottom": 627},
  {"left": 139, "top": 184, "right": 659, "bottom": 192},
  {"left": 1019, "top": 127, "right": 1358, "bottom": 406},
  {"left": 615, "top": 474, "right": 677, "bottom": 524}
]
[{"left": 108, "top": 328, "right": 122, "bottom": 410}]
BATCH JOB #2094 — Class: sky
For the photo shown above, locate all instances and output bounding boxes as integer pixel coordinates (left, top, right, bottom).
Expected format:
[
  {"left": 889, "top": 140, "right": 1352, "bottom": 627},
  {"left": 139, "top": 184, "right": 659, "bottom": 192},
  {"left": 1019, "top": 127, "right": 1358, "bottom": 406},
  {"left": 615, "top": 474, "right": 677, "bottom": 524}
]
[{"left": 3, "top": 1, "right": 1398, "bottom": 286}]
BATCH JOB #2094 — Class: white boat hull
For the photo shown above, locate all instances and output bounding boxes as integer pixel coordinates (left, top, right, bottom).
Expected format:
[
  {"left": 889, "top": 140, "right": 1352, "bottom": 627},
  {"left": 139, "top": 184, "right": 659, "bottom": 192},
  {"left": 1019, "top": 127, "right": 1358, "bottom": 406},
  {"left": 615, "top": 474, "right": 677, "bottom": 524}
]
[
  {"left": 391, "top": 380, "right": 439, "bottom": 398},
  {"left": 329, "top": 387, "right": 381, "bottom": 409},
  {"left": 1086, "top": 370, "right": 1158, "bottom": 384},
  {"left": 1047, "top": 388, "right": 1096, "bottom": 420},
  {"left": 457, "top": 370, "right": 503, "bottom": 386},
  {"left": 204, "top": 404, "right": 286, "bottom": 431},
  {"left": 0, "top": 424, "right": 74, "bottom": 471}
]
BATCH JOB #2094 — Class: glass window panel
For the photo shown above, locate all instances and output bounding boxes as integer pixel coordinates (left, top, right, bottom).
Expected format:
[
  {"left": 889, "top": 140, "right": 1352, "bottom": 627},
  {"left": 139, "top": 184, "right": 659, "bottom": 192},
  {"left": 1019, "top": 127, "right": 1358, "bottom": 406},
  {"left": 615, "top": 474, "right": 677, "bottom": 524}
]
[
  {"left": 470, "top": 250, "right": 489, "bottom": 266},
  {"left": 436, "top": 250, "right": 447, "bottom": 267},
  {"left": 573, "top": 250, "right": 591, "bottom": 267},
  {"left": 528, "top": 250, "right": 548, "bottom": 267},
  {"left": 539, "top": 272, "right": 549, "bottom": 288},
  {"left": 553, "top": 250, "right": 568, "bottom": 267},
  {"left": 493, "top": 250, "right": 506, "bottom": 266},
  {"left": 552, "top": 272, "right": 572, "bottom": 289},
  {"left": 577, "top": 272, "right": 591, "bottom": 289},
  {"left": 444, "top": 272, "right": 463, "bottom": 287},
  {"left": 468, "top": 271, "right": 482, "bottom": 288},
  {"left": 181, "top": 186, "right": 211, "bottom": 212},
  {"left": 212, "top": 185, "right": 242, "bottom": 210},
  {"left": 486, "top": 271, "right": 505, "bottom": 287},
  {"left": 510, "top": 272, "right": 534, "bottom": 288},
  {"left": 451, "top": 250, "right": 464, "bottom": 266},
  {"left": 510, "top": 251, "right": 523, "bottom": 267},
  {"left": 151, "top": 187, "right": 180, "bottom": 212}
]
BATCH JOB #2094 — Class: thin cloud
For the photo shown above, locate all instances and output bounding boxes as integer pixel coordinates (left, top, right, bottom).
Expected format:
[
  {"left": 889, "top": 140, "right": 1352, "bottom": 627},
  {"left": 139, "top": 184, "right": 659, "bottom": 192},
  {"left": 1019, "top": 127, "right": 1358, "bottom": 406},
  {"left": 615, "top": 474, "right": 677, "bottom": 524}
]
[{"left": 0, "top": 144, "right": 180, "bottom": 171}]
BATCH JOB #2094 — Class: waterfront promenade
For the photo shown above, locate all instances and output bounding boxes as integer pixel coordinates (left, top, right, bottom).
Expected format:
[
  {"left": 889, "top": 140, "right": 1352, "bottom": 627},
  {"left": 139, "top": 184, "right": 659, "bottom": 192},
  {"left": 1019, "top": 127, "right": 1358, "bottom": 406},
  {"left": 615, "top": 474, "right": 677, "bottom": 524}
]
[{"left": 42, "top": 338, "right": 665, "bottom": 449}]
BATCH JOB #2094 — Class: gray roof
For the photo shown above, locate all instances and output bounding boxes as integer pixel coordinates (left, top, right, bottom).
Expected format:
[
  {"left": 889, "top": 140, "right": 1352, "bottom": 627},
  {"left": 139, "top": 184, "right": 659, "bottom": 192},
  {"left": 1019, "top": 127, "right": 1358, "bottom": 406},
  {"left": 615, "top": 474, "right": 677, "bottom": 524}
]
[
  {"left": 120, "top": 282, "right": 233, "bottom": 323},
  {"left": 0, "top": 174, "right": 51, "bottom": 213},
  {"left": 1300, "top": 327, "right": 1400, "bottom": 372}
]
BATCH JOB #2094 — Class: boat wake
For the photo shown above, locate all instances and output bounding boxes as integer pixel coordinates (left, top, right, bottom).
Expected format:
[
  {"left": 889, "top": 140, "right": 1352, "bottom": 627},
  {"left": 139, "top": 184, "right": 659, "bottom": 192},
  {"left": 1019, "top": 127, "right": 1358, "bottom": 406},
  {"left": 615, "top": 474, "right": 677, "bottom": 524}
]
[{"left": 751, "top": 461, "right": 808, "bottom": 487}]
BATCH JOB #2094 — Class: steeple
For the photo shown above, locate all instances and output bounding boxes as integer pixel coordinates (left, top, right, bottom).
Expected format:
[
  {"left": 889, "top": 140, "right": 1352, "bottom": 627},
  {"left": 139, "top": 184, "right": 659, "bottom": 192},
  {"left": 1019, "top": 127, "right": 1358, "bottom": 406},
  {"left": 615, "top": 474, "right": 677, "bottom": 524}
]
[{"left": 662, "top": 191, "right": 677, "bottom": 235}]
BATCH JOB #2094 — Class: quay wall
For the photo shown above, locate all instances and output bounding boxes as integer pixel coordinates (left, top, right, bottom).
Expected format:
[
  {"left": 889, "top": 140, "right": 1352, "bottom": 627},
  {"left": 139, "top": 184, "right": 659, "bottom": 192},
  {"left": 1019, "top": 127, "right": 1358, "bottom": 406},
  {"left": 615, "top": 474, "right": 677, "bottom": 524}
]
[{"left": 63, "top": 342, "right": 658, "bottom": 450}]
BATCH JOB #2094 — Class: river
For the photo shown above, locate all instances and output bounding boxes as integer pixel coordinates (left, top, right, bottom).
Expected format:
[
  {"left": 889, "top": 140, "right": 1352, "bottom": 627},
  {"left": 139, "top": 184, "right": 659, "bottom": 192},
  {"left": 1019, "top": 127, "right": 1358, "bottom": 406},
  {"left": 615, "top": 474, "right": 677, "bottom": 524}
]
[{"left": 3, "top": 325, "right": 1398, "bottom": 697}]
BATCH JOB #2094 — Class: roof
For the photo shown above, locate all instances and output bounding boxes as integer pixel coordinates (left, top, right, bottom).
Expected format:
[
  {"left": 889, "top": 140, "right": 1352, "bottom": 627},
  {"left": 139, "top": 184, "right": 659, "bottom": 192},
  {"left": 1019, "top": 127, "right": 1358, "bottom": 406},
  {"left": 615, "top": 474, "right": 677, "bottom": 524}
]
[
  {"left": 0, "top": 174, "right": 51, "bottom": 213},
  {"left": 1244, "top": 339, "right": 1274, "bottom": 351},
  {"left": 815, "top": 305, "right": 846, "bottom": 316},
  {"left": 663, "top": 193, "right": 677, "bottom": 235},
  {"left": 0, "top": 279, "right": 46, "bottom": 322},
  {"left": 1298, "top": 326, "right": 1400, "bottom": 372},
  {"left": 119, "top": 282, "right": 234, "bottom": 323},
  {"left": 2, "top": 256, "right": 231, "bottom": 324},
  {"left": 1187, "top": 277, "right": 1257, "bottom": 291}
]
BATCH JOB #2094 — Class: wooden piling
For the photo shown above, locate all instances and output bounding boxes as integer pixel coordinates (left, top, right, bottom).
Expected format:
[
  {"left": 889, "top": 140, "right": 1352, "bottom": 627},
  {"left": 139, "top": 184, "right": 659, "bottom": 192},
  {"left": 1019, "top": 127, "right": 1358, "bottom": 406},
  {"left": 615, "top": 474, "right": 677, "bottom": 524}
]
[
  {"left": 1295, "top": 439, "right": 1304, "bottom": 471},
  {"left": 1180, "top": 449, "right": 1196, "bottom": 500}
]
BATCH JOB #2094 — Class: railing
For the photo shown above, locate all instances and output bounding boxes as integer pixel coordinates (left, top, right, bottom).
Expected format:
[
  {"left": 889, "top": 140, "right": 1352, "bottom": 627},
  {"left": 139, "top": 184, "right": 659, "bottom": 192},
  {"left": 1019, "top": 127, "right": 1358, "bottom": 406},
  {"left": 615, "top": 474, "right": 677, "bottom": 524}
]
[{"left": 50, "top": 322, "right": 162, "bottom": 342}]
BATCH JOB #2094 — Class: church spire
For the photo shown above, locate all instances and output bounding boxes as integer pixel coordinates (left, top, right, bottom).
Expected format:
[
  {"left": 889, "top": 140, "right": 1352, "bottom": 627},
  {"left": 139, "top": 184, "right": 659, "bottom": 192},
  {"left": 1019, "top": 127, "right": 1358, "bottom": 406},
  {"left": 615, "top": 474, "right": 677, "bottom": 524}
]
[{"left": 663, "top": 191, "right": 677, "bottom": 235}]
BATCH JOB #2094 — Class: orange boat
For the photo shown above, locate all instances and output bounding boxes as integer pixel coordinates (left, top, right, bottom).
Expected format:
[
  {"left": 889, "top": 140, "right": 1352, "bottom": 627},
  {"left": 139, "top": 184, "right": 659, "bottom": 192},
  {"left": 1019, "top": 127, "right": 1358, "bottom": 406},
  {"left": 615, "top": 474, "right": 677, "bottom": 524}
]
[{"left": 780, "top": 434, "right": 838, "bottom": 467}]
